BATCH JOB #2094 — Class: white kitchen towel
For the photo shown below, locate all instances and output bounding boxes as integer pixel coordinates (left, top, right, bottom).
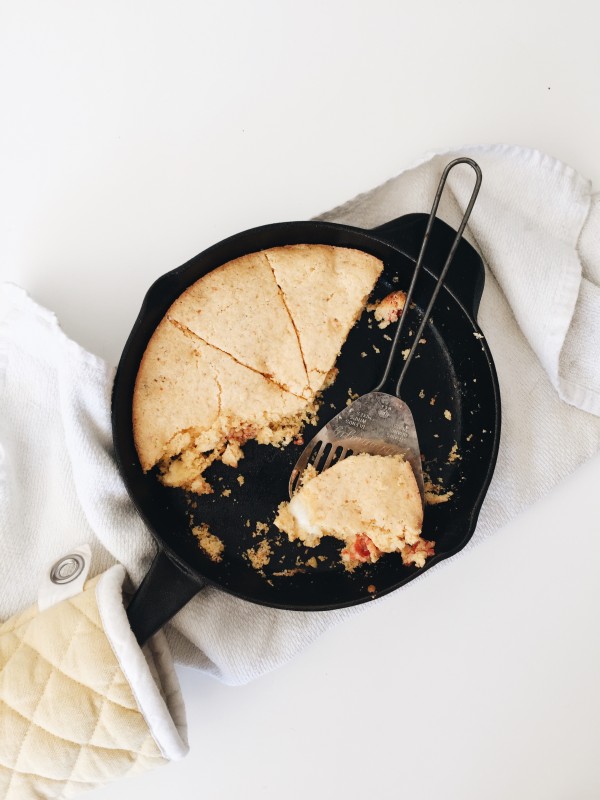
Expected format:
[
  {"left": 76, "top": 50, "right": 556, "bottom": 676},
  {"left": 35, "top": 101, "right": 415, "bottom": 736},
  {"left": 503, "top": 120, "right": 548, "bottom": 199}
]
[{"left": 1, "top": 144, "right": 599, "bottom": 685}]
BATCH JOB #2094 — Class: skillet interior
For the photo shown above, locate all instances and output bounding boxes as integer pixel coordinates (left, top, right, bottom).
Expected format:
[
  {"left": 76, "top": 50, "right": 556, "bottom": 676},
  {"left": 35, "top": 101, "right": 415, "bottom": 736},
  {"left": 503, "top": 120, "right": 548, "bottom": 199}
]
[{"left": 112, "top": 218, "right": 500, "bottom": 610}]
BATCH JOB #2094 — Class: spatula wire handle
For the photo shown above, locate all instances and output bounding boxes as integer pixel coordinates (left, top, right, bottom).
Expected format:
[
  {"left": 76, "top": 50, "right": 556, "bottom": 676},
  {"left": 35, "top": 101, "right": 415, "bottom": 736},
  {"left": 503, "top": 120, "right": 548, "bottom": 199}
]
[{"left": 373, "top": 157, "right": 482, "bottom": 396}]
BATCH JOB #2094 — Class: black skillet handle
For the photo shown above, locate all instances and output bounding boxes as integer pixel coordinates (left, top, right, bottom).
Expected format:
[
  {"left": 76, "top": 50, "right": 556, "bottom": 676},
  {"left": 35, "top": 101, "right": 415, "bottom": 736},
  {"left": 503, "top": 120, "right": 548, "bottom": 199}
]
[
  {"left": 372, "top": 213, "right": 486, "bottom": 320},
  {"left": 127, "top": 548, "right": 206, "bottom": 646}
]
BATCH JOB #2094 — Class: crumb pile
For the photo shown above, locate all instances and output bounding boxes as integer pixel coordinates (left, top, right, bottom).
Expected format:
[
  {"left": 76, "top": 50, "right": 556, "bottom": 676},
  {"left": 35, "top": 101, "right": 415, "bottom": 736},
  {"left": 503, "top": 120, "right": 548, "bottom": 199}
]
[
  {"left": 132, "top": 245, "right": 383, "bottom": 495},
  {"left": 192, "top": 524, "right": 224, "bottom": 562},
  {"left": 274, "top": 453, "right": 435, "bottom": 570}
]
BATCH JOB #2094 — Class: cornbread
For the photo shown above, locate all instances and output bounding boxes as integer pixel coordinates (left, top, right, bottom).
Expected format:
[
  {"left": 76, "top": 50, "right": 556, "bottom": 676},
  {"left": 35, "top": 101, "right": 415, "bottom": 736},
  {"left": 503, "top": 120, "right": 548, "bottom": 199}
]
[
  {"left": 448, "top": 442, "right": 461, "bottom": 462},
  {"left": 245, "top": 539, "right": 272, "bottom": 570},
  {"left": 264, "top": 245, "right": 383, "bottom": 393},
  {"left": 132, "top": 245, "right": 384, "bottom": 495},
  {"left": 167, "top": 251, "right": 310, "bottom": 397},
  {"left": 423, "top": 474, "right": 454, "bottom": 506},
  {"left": 192, "top": 524, "right": 224, "bottom": 562},
  {"left": 133, "top": 318, "right": 313, "bottom": 495},
  {"left": 372, "top": 289, "right": 407, "bottom": 328},
  {"left": 275, "top": 454, "right": 434, "bottom": 570},
  {"left": 132, "top": 318, "right": 220, "bottom": 473}
]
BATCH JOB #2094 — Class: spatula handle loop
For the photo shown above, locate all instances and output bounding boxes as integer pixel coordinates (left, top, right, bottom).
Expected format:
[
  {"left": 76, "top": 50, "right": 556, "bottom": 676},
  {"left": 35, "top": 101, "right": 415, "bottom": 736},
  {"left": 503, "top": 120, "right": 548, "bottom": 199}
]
[{"left": 373, "top": 157, "right": 482, "bottom": 396}]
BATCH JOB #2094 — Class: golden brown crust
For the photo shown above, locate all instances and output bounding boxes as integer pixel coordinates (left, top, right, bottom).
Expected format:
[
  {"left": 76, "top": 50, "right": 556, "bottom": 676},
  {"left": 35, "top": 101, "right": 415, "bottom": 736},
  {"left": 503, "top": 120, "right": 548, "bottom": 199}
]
[
  {"left": 275, "top": 454, "right": 434, "bottom": 569},
  {"left": 133, "top": 318, "right": 314, "bottom": 493},
  {"left": 132, "top": 319, "right": 220, "bottom": 472},
  {"left": 264, "top": 245, "right": 383, "bottom": 392},
  {"left": 166, "top": 251, "right": 310, "bottom": 398}
]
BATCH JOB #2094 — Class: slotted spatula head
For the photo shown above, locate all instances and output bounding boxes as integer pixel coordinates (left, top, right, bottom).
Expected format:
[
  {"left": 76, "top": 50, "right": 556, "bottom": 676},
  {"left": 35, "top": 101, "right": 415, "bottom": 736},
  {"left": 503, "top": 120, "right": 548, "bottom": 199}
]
[{"left": 289, "top": 391, "right": 425, "bottom": 500}]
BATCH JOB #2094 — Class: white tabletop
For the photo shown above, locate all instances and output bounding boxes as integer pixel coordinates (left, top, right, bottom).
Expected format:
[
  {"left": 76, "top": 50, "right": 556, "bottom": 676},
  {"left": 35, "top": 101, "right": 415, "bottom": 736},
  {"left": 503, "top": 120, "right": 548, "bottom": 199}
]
[{"left": 2, "top": 2, "right": 600, "bottom": 798}]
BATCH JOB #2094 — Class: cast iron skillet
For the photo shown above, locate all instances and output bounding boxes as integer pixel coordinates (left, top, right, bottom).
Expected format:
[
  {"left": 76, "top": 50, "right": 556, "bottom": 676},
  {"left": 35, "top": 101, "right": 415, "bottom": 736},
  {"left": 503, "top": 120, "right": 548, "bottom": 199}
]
[{"left": 112, "top": 213, "right": 501, "bottom": 645}]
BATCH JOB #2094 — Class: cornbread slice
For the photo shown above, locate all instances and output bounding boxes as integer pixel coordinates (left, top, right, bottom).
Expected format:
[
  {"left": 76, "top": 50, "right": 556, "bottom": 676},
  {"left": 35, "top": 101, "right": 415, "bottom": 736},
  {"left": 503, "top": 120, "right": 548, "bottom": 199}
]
[
  {"left": 132, "top": 318, "right": 220, "bottom": 473},
  {"left": 265, "top": 245, "right": 384, "bottom": 392},
  {"left": 275, "top": 454, "right": 434, "bottom": 570},
  {"left": 167, "top": 251, "right": 310, "bottom": 398},
  {"left": 133, "top": 319, "right": 313, "bottom": 494}
]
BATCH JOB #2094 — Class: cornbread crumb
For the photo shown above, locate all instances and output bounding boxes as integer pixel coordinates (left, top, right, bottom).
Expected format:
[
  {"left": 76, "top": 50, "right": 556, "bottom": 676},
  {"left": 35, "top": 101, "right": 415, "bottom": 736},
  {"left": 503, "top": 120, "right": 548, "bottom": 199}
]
[
  {"left": 306, "top": 557, "right": 318, "bottom": 568},
  {"left": 222, "top": 488, "right": 232, "bottom": 497},
  {"left": 419, "top": 338, "right": 427, "bottom": 344},
  {"left": 237, "top": 475, "right": 245, "bottom": 485},
  {"left": 448, "top": 442, "right": 461, "bottom": 463},
  {"left": 273, "top": 568, "right": 306, "bottom": 577},
  {"left": 444, "top": 409, "right": 452, "bottom": 420},
  {"left": 192, "top": 524, "right": 224, "bottom": 562},
  {"left": 361, "top": 351, "right": 367, "bottom": 358},
  {"left": 373, "top": 290, "right": 407, "bottom": 328},
  {"left": 383, "top": 334, "right": 392, "bottom": 341},
  {"left": 424, "top": 490, "right": 454, "bottom": 505},
  {"left": 419, "top": 389, "right": 425, "bottom": 399},
  {"left": 473, "top": 332, "right": 484, "bottom": 339},
  {"left": 430, "top": 396, "right": 436, "bottom": 406},
  {"left": 372, "top": 345, "right": 380, "bottom": 353},
  {"left": 423, "top": 476, "right": 454, "bottom": 506},
  {"left": 254, "top": 521, "right": 270, "bottom": 538},
  {"left": 221, "top": 441, "right": 244, "bottom": 468},
  {"left": 367, "top": 584, "right": 376, "bottom": 594},
  {"left": 246, "top": 539, "right": 272, "bottom": 570},
  {"left": 466, "top": 434, "right": 473, "bottom": 442},
  {"left": 401, "top": 348, "right": 410, "bottom": 361}
]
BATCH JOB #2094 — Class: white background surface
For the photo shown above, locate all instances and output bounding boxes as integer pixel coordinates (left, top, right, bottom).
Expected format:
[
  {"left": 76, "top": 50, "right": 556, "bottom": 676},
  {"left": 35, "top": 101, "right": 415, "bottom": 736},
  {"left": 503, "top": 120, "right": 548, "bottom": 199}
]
[{"left": 1, "top": 2, "right": 600, "bottom": 798}]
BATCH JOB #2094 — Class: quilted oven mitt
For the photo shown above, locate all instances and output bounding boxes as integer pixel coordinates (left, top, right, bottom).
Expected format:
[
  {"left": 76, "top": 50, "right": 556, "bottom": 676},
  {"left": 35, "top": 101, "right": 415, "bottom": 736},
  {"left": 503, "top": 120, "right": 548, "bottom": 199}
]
[{"left": 0, "top": 562, "right": 188, "bottom": 799}]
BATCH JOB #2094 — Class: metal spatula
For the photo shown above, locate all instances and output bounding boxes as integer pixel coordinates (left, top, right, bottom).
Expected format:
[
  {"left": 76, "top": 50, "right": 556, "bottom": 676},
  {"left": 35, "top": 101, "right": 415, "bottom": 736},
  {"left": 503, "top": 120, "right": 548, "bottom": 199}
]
[{"left": 289, "top": 157, "right": 482, "bottom": 501}]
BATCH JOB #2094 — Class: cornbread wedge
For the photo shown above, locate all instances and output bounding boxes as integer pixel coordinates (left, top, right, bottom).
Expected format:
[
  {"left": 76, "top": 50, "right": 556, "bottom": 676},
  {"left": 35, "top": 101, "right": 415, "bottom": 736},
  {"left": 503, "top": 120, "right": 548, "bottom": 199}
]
[
  {"left": 275, "top": 453, "right": 434, "bottom": 570},
  {"left": 265, "top": 245, "right": 383, "bottom": 393}
]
